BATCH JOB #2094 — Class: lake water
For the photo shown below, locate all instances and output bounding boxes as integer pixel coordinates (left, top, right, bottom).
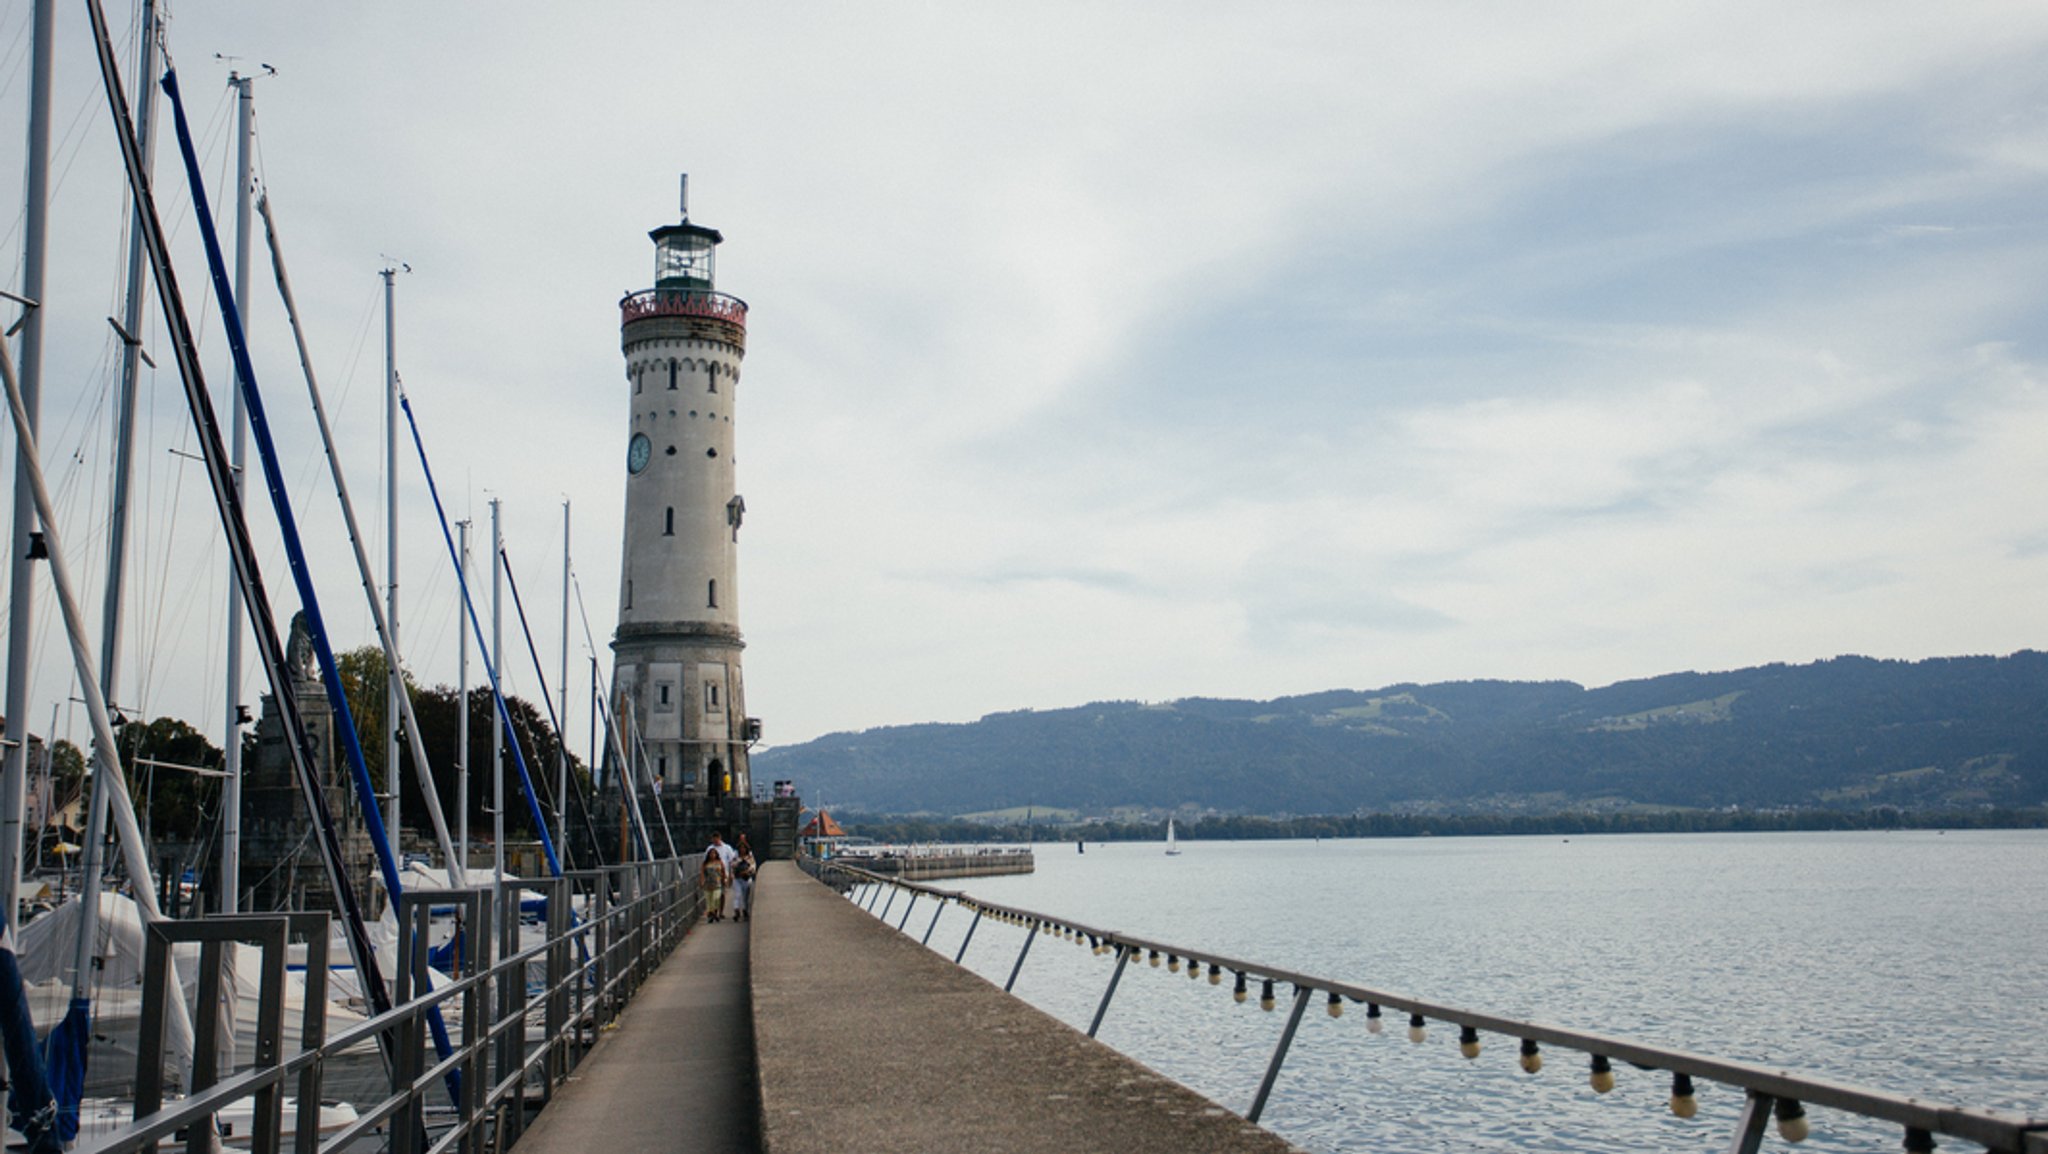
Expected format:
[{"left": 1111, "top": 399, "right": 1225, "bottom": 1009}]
[{"left": 865, "top": 830, "right": 2047, "bottom": 1153}]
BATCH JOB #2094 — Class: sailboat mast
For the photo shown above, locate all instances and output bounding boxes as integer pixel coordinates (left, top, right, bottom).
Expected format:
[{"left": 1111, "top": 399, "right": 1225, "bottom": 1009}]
[
  {"left": 559, "top": 501, "right": 570, "bottom": 839},
  {"left": 74, "top": 0, "right": 160, "bottom": 1003},
  {"left": 220, "top": 71, "right": 255, "bottom": 914},
  {"left": 457, "top": 519, "right": 470, "bottom": 870},
  {"left": 382, "top": 267, "right": 401, "bottom": 844},
  {"left": 0, "top": 0, "right": 55, "bottom": 925},
  {"left": 490, "top": 500, "right": 505, "bottom": 881}
]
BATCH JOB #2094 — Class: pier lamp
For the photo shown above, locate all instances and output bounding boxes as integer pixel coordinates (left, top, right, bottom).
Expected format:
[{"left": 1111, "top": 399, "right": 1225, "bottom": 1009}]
[
  {"left": 1233, "top": 973, "right": 1249, "bottom": 1003},
  {"left": 1167, "top": 954, "right": 1181, "bottom": 973},
  {"left": 1519, "top": 1039, "right": 1543, "bottom": 1074},
  {"left": 1669, "top": 1073, "right": 1697, "bottom": 1118},
  {"left": 1589, "top": 1054, "right": 1615, "bottom": 1094},
  {"left": 1326, "top": 992, "right": 1344, "bottom": 1019},
  {"left": 1365, "top": 1004, "right": 1383, "bottom": 1034},
  {"left": 1259, "top": 980, "right": 1277, "bottom": 1012},
  {"left": 1148, "top": 950, "right": 1160, "bottom": 968},
  {"left": 1189, "top": 958, "right": 1201, "bottom": 981},
  {"left": 1407, "top": 1014, "right": 1428, "bottom": 1044},
  {"left": 1458, "top": 1026, "right": 1482, "bottom": 1059},
  {"left": 1774, "top": 1099, "right": 1809, "bottom": 1143},
  {"left": 1207, "top": 964, "right": 1222, "bottom": 986}
]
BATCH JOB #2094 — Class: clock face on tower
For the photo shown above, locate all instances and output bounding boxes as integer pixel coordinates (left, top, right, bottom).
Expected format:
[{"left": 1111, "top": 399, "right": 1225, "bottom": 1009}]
[{"left": 627, "top": 433, "right": 652, "bottom": 474}]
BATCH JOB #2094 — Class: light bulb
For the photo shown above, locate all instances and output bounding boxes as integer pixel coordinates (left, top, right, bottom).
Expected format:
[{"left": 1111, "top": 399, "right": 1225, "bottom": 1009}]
[
  {"left": 1326, "top": 992, "right": 1344, "bottom": 1019},
  {"left": 1518, "top": 1039, "right": 1542, "bottom": 1075},
  {"left": 1408, "top": 1014, "right": 1427, "bottom": 1044},
  {"left": 1189, "top": 960, "right": 1201, "bottom": 980},
  {"left": 1148, "top": 950, "right": 1160, "bottom": 968},
  {"left": 1774, "top": 1099, "right": 1809, "bottom": 1143},
  {"left": 1458, "top": 1026, "right": 1481, "bottom": 1060},
  {"left": 1365, "top": 1004, "right": 1383, "bottom": 1034},
  {"left": 1589, "top": 1055, "right": 1615, "bottom": 1094},
  {"left": 1259, "top": 979, "right": 1277, "bottom": 1012},
  {"left": 1168, "top": 955, "right": 1181, "bottom": 973},
  {"left": 1207, "top": 964, "right": 1222, "bottom": 986},
  {"left": 1232, "top": 973, "right": 1248, "bottom": 1004},
  {"left": 1669, "top": 1073, "right": 1696, "bottom": 1118}
]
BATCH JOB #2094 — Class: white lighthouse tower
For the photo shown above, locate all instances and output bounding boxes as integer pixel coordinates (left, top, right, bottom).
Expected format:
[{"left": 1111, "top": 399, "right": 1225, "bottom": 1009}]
[{"left": 611, "top": 176, "right": 755, "bottom": 814}]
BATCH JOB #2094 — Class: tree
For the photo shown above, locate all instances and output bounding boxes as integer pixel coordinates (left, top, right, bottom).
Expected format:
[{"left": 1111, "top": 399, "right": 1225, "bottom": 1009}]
[{"left": 117, "top": 717, "right": 225, "bottom": 842}]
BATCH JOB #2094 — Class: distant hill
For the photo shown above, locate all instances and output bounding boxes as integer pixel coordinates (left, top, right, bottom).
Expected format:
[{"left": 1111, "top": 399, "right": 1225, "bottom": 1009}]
[{"left": 753, "top": 653, "right": 2048, "bottom": 816}]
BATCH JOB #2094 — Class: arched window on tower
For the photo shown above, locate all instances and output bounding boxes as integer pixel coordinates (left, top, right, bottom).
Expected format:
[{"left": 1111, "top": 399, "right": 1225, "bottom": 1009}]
[
  {"left": 707, "top": 365, "right": 718, "bottom": 395},
  {"left": 707, "top": 579, "right": 718, "bottom": 608},
  {"left": 668, "top": 358, "right": 679, "bottom": 390}
]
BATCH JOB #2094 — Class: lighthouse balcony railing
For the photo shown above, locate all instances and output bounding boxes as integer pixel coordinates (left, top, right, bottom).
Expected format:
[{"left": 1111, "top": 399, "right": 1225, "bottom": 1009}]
[
  {"left": 619, "top": 288, "right": 748, "bottom": 329},
  {"left": 809, "top": 858, "right": 2048, "bottom": 1154}
]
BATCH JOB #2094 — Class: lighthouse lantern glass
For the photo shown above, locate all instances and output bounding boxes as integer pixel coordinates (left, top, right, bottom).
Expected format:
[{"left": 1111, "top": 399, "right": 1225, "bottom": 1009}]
[{"left": 656, "top": 234, "right": 716, "bottom": 291}]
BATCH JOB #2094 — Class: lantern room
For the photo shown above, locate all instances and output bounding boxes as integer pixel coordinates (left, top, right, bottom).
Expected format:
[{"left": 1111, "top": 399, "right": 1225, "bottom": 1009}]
[{"left": 652, "top": 221, "right": 721, "bottom": 292}]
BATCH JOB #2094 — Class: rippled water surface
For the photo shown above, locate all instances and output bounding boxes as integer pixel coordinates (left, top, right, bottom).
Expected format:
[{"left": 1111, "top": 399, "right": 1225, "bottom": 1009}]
[{"left": 865, "top": 830, "right": 2047, "bottom": 1153}]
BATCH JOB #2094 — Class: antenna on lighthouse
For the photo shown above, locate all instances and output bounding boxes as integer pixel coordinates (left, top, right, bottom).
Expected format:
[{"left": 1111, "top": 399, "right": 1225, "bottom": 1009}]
[{"left": 679, "top": 173, "right": 690, "bottom": 221}]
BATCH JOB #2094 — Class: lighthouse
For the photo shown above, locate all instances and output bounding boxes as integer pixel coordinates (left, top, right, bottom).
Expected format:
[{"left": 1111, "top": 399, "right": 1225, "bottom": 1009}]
[{"left": 611, "top": 176, "right": 756, "bottom": 819}]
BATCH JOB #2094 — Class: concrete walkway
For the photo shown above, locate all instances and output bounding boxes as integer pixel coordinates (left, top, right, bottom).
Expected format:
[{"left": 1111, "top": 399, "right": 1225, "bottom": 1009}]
[
  {"left": 514, "top": 909, "right": 760, "bottom": 1154},
  {"left": 750, "top": 861, "right": 1302, "bottom": 1154}
]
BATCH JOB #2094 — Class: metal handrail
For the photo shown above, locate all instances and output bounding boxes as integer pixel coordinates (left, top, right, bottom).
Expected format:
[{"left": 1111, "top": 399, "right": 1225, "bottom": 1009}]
[
  {"left": 816, "top": 859, "right": 2048, "bottom": 1154},
  {"left": 78, "top": 858, "right": 704, "bottom": 1154}
]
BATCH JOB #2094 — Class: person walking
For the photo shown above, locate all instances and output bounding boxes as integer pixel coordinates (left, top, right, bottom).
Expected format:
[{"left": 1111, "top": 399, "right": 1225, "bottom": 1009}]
[
  {"left": 700, "top": 844, "right": 730, "bottom": 922},
  {"left": 730, "top": 834, "right": 757, "bottom": 922}
]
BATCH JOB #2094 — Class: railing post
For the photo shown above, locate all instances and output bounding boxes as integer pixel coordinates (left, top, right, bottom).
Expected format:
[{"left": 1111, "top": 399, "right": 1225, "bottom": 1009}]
[
  {"left": 1087, "top": 944, "right": 1134, "bottom": 1038},
  {"left": 897, "top": 892, "right": 919, "bottom": 931},
  {"left": 953, "top": 907, "right": 983, "bottom": 963},
  {"left": 543, "top": 874, "right": 570, "bottom": 1098},
  {"left": 498, "top": 876, "right": 526, "bottom": 1145},
  {"left": 878, "top": 883, "right": 899, "bottom": 922},
  {"left": 1004, "top": 919, "right": 1039, "bottom": 993},
  {"left": 1725, "top": 1090, "right": 1775, "bottom": 1154},
  {"left": 921, "top": 899, "right": 946, "bottom": 945},
  {"left": 291, "top": 914, "right": 331, "bottom": 1154},
  {"left": 1247, "top": 984, "right": 1314, "bottom": 1124}
]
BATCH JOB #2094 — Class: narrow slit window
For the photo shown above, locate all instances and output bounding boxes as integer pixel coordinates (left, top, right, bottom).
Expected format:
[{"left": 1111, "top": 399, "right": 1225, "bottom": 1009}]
[
  {"left": 663, "top": 507, "right": 674, "bottom": 536},
  {"left": 623, "top": 579, "right": 632, "bottom": 609},
  {"left": 707, "top": 578, "right": 718, "bottom": 608},
  {"left": 668, "top": 358, "right": 679, "bottom": 390},
  {"left": 706, "top": 683, "right": 720, "bottom": 710},
  {"left": 708, "top": 366, "right": 718, "bottom": 395}
]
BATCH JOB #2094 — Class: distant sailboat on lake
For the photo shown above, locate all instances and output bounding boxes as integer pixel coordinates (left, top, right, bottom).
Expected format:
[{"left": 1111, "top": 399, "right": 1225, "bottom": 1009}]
[{"left": 1165, "top": 818, "right": 1181, "bottom": 856}]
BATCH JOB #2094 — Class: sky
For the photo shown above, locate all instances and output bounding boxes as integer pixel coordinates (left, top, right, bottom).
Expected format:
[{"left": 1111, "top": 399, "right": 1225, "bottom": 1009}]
[{"left": 1, "top": 2, "right": 2046, "bottom": 760}]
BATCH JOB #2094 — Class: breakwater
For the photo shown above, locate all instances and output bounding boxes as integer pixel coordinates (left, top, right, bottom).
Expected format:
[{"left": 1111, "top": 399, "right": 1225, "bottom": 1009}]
[{"left": 829, "top": 846, "right": 1033, "bottom": 880}]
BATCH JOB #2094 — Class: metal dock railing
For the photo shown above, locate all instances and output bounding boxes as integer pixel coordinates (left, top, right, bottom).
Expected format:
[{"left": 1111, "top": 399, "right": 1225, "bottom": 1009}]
[{"left": 812, "top": 858, "right": 2047, "bottom": 1154}]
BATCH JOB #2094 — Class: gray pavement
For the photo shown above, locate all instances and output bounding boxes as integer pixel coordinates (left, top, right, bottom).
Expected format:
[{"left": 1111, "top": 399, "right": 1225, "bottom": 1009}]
[
  {"left": 750, "top": 861, "right": 1302, "bottom": 1154},
  {"left": 515, "top": 907, "right": 760, "bottom": 1154}
]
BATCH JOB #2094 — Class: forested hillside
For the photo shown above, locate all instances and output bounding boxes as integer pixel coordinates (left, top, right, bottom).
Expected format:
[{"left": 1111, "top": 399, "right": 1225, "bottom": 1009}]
[{"left": 753, "top": 653, "right": 2048, "bottom": 816}]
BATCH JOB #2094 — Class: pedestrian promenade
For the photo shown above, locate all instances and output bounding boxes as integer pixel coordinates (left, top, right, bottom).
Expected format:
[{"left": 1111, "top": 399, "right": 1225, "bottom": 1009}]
[
  {"left": 749, "top": 861, "right": 1301, "bottom": 1154},
  {"left": 513, "top": 902, "right": 760, "bottom": 1154}
]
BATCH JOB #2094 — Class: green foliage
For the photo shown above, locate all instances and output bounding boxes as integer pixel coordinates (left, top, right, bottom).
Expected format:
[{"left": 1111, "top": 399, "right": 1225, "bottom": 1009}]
[
  {"left": 118, "top": 716, "right": 225, "bottom": 841},
  {"left": 759, "top": 652, "right": 2048, "bottom": 817},
  {"left": 49, "top": 739, "right": 84, "bottom": 803},
  {"left": 335, "top": 644, "right": 588, "bottom": 843}
]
